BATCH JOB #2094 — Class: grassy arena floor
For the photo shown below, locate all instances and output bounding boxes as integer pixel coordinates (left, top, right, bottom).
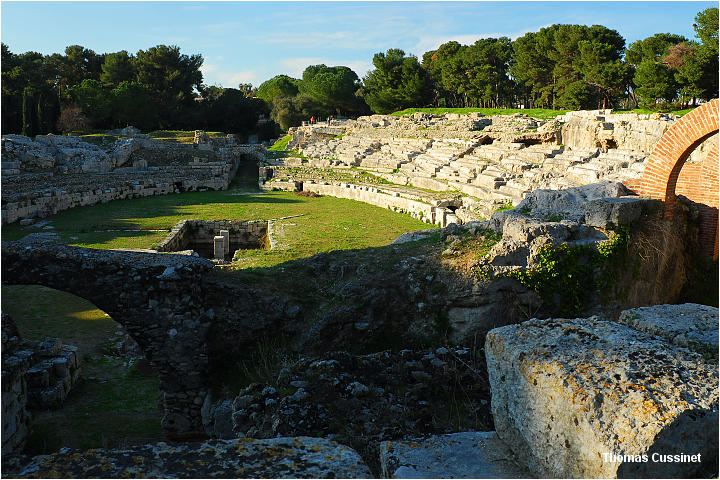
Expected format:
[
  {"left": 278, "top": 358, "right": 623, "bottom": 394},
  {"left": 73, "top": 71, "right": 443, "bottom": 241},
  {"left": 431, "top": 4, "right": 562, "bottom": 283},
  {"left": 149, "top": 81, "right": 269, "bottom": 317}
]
[
  {"left": 2, "top": 184, "right": 429, "bottom": 454},
  {"left": 1, "top": 187, "right": 429, "bottom": 269}
]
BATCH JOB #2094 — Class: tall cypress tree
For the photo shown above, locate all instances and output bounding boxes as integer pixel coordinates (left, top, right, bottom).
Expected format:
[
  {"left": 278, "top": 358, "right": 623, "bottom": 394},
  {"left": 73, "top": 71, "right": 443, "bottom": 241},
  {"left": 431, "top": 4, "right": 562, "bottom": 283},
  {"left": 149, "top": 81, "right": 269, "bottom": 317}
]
[{"left": 21, "top": 88, "right": 36, "bottom": 137}]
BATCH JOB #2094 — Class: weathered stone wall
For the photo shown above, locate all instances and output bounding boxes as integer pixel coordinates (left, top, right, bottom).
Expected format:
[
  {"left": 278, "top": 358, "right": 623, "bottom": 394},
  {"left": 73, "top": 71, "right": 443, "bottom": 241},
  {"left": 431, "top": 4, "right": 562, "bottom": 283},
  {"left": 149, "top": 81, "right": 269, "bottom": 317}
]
[
  {"left": 1, "top": 314, "right": 31, "bottom": 457},
  {"left": 300, "top": 181, "right": 460, "bottom": 227},
  {"left": 558, "top": 109, "right": 675, "bottom": 151},
  {"left": 1, "top": 134, "right": 264, "bottom": 225},
  {"left": 1, "top": 239, "right": 216, "bottom": 438}
]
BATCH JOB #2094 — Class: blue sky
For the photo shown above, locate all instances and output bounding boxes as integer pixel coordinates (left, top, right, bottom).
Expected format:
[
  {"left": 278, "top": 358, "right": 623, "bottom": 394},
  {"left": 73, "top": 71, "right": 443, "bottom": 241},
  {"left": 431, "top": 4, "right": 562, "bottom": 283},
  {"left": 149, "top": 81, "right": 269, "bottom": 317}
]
[{"left": 1, "top": 2, "right": 715, "bottom": 88}]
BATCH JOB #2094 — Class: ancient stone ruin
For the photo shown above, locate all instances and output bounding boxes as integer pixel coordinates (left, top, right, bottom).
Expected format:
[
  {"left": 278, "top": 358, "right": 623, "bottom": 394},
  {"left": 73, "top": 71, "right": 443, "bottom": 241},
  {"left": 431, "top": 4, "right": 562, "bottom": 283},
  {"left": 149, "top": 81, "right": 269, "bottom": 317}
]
[
  {"left": 157, "top": 219, "right": 270, "bottom": 261},
  {"left": 1, "top": 105, "right": 718, "bottom": 477}
]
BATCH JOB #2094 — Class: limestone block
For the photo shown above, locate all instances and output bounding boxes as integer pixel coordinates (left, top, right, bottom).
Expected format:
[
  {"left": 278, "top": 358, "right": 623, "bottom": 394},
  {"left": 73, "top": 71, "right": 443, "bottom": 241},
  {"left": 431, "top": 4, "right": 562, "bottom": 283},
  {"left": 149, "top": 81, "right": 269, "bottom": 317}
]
[
  {"left": 24, "top": 365, "right": 50, "bottom": 388},
  {"left": 37, "top": 337, "right": 62, "bottom": 357},
  {"left": 618, "top": 303, "right": 719, "bottom": 352},
  {"left": 380, "top": 431, "right": 529, "bottom": 478},
  {"left": 8, "top": 437, "right": 371, "bottom": 478},
  {"left": 51, "top": 357, "right": 69, "bottom": 378},
  {"left": 485, "top": 316, "right": 718, "bottom": 478},
  {"left": 514, "top": 181, "right": 630, "bottom": 222},
  {"left": 220, "top": 230, "right": 230, "bottom": 255},
  {"left": 584, "top": 196, "right": 660, "bottom": 229},
  {"left": 213, "top": 235, "right": 225, "bottom": 260}
]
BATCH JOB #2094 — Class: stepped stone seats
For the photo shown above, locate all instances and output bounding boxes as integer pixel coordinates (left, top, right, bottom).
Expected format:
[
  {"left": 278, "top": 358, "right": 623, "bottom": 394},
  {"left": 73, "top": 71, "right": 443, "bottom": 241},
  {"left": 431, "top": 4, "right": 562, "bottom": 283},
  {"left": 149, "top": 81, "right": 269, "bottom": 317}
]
[
  {"left": 271, "top": 110, "right": 712, "bottom": 225},
  {"left": 471, "top": 142, "right": 525, "bottom": 162},
  {"left": 473, "top": 163, "right": 508, "bottom": 187},
  {"left": 357, "top": 151, "right": 402, "bottom": 172},
  {"left": 500, "top": 155, "right": 534, "bottom": 173},
  {"left": 1, "top": 160, "right": 21, "bottom": 177}
]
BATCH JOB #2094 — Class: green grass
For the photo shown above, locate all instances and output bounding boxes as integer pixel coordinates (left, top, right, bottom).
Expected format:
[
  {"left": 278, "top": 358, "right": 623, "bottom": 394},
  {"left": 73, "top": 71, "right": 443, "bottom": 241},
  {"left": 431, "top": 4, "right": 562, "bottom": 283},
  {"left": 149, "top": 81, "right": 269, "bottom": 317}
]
[
  {"left": 269, "top": 135, "right": 292, "bottom": 151},
  {"left": 147, "top": 130, "right": 225, "bottom": 144},
  {"left": 2, "top": 188, "right": 428, "bottom": 270},
  {"left": 392, "top": 106, "right": 693, "bottom": 118},
  {"left": 391, "top": 107, "right": 570, "bottom": 119},
  {"left": 613, "top": 108, "right": 693, "bottom": 116},
  {"left": 2, "top": 285, "right": 163, "bottom": 454}
]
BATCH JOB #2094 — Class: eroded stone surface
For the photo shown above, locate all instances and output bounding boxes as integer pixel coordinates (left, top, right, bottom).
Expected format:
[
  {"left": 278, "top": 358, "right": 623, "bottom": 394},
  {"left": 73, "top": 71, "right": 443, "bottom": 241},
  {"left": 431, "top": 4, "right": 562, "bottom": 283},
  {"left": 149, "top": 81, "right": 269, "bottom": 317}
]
[
  {"left": 485, "top": 315, "right": 718, "bottom": 478},
  {"left": 6, "top": 437, "right": 371, "bottom": 478},
  {"left": 379, "top": 431, "right": 529, "bottom": 478},
  {"left": 618, "top": 303, "right": 719, "bottom": 353}
]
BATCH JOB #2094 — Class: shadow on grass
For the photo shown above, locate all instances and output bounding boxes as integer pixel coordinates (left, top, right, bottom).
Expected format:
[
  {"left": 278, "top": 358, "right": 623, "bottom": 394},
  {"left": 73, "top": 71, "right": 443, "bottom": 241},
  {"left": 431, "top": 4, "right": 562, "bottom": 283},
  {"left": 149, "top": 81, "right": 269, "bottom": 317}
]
[{"left": 2, "top": 190, "right": 303, "bottom": 237}]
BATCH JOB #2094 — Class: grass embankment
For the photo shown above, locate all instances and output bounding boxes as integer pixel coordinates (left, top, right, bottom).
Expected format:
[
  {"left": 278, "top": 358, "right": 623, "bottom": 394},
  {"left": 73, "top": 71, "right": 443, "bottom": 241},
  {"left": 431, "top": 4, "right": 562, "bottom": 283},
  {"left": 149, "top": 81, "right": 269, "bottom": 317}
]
[
  {"left": 266, "top": 134, "right": 306, "bottom": 162},
  {"left": 2, "top": 285, "right": 163, "bottom": 454},
  {"left": 392, "top": 107, "right": 569, "bottom": 119},
  {"left": 74, "top": 130, "right": 226, "bottom": 146},
  {"left": 268, "top": 135, "right": 292, "bottom": 151},
  {"left": 392, "top": 106, "right": 693, "bottom": 118}
]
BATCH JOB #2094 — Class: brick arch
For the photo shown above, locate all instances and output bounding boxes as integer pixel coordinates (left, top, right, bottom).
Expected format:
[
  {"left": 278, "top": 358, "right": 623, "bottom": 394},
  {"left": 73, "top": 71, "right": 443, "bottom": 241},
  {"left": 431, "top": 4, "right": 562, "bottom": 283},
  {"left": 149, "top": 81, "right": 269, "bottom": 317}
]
[{"left": 626, "top": 100, "right": 719, "bottom": 259}]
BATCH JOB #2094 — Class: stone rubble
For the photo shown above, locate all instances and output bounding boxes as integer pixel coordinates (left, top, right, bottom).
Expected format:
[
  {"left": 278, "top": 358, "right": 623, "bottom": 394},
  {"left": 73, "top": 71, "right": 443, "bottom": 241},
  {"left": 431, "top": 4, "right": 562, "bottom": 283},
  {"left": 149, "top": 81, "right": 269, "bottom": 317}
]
[
  {"left": 20, "top": 338, "right": 81, "bottom": 410},
  {"left": 5, "top": 437, "right": 371, "bottom": 478},
  {"left": 221, "top": 348, "right": 492, "bottom": 461},
  {"left": 379, "top": 431, "right": 529, "bottom": 478}
]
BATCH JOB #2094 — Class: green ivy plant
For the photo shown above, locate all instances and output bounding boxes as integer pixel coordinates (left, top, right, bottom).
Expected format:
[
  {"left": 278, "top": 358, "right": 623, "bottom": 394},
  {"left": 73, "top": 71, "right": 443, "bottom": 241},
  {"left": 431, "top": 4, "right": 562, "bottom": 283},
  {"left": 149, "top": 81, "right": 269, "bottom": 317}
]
[{"left": 499, "top": 227, "right": 631, "bottom": 317}]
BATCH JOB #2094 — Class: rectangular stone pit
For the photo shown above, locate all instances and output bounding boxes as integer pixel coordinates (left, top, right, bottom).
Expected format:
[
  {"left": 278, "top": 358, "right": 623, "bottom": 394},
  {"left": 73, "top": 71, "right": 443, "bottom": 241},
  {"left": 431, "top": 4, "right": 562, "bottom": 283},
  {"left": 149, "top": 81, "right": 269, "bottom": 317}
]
[{"left": 157, "top": 219, "right": 269, "bottom": 261}]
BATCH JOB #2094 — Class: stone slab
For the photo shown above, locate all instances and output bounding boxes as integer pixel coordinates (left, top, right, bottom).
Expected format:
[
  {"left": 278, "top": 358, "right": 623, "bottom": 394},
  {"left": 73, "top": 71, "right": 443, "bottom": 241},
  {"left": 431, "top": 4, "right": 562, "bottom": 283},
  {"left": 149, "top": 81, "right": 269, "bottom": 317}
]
[
  {"left": 485, "top": 315, "right": 718, "bottom": 478},
  {"left": 379, "top": 431, "right": 530, "bottom": 478},
  {"left": 7, "top": 437, "right": 371, "bottom": 478},
  {"left": 584, "top": 196, "right": 660, "bottom": 229},
  {"left": 618, "top": 303, "right": 719, "bottom": 352}
]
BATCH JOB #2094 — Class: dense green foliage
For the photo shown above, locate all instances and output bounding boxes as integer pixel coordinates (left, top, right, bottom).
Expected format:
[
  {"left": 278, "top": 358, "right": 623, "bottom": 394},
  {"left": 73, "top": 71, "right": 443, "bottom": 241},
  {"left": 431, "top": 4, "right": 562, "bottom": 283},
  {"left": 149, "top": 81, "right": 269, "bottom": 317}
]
[
  {"left": 363, "top": 49, "right": 433, "bottom": 114},
  {"left": 2, "top": 8, "right": 716, "bottom": 134},
  {"left": 501, "top": 228, "right": 631, "bottom": 317},
  {"left": 1, "top": 43, "right": 266, "bottom": 138}
]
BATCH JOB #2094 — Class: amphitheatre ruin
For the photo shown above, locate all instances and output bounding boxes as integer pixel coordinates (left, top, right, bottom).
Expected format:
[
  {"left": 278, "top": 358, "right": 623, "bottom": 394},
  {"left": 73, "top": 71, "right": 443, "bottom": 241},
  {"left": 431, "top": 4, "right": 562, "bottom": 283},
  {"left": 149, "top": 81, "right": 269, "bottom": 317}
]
[{"left": 1, "top": 101, "right": 718, "bottom": 478}]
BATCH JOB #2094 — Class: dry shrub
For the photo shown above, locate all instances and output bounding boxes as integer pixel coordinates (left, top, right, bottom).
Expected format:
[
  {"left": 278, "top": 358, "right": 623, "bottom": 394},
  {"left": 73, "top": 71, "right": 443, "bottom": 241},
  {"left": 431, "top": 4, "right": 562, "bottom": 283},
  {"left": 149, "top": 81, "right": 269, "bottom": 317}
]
[
  {"left": 606, "top": 213, "right": 690, "bottom": 317},
  {"left": 295, "top": 191, "right": 321, "bottom": 198},
  {"left": 56, "top": 105, "right": 91, "bottom": 134}
]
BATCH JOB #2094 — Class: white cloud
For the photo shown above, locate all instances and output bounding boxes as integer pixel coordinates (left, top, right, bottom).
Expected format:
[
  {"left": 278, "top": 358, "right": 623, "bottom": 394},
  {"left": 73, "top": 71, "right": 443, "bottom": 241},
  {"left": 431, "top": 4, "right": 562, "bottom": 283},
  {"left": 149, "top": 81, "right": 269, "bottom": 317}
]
[
  {"left": 279, "top": 57, "right": 373, "bottom": 78},
  {"left": 410, "top": 25, "right": 552, "bottom": 57},
  {"left": 201, "top": 64, "right": 259, "bottom": 88},
  {"left": 265, "top": 31, "right": 370, "bottom": 48}
]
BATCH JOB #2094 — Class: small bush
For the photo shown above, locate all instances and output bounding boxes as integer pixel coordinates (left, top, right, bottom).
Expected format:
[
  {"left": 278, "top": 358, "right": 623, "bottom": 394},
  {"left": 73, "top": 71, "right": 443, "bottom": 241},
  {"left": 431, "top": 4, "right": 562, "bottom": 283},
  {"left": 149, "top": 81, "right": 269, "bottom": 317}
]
[{"left": 296, "top": 191, "right": 321, "bottom": 198}]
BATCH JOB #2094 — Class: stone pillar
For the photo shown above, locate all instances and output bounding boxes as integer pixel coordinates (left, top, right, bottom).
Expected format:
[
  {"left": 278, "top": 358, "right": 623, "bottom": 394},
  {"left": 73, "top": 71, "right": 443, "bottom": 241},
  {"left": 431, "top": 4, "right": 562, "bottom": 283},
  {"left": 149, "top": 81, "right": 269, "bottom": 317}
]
[
  {"left": 213, "top": 236, "right": 225, "bottom": 260},
  {"left": 220, "top": 230, "right": 230, "bottom": 256}
]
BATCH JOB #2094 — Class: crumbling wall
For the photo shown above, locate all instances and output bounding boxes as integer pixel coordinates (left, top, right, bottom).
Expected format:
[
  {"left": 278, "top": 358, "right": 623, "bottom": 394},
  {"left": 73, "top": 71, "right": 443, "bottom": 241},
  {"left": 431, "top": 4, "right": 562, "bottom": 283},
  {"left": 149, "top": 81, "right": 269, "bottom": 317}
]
[{"left": 1, "top": 313, "right": 31, "bottom": 457}]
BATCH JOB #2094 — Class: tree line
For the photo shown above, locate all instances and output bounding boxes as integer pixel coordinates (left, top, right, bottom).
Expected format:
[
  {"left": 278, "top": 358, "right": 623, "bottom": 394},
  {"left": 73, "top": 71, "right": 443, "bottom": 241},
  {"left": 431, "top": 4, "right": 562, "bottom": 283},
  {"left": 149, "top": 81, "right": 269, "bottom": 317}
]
[{"left": 2, "top": 8, "right": 716, "bottom": 137}]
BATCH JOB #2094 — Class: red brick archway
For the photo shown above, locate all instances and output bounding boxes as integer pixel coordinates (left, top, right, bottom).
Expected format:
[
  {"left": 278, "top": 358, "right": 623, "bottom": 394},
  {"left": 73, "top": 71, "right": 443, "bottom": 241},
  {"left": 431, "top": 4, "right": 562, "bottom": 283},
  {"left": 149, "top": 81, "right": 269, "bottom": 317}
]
[{"left": 625, "top": 100, "right": 719, "bottom": 260}]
